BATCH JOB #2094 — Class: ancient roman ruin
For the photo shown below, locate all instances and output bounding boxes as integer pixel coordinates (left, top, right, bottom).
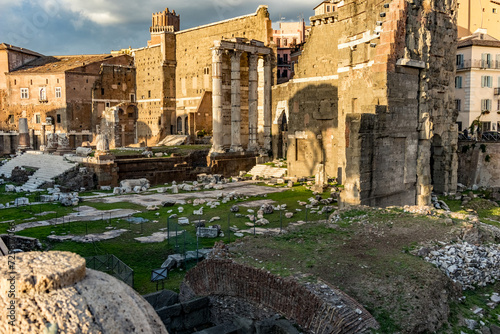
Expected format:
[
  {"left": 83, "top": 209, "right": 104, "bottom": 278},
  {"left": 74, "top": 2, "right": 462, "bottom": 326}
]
[{"left": 3, "top": 1, "right": 500, "bottom": 333}]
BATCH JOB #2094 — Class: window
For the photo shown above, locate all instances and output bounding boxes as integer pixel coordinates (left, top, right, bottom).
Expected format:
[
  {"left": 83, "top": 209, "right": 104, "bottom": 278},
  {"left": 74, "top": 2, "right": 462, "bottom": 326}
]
[
  {"left": 283, "top": 54, "right": 288, "bottom": 63},
  {"left": 482, "top": 53, "right": 492, "bottom": 68},
  {"left": 493, "top": 8, "right": 497, "bottom": 13},
  {"left": 101, "top": 88, "right": 105, "bottom": 95},
  {"left": 456, "top": 54, "right": 464, "bottom": 68},
  {"left": 481, "top": 75, "right": 492, "bottom": 88},
  {"left": 130, "top": 94, "right": 135, "bottom": 102},
  {"left": 8, "top": 115, "right": 14, "bottom": 124},
  {"left": 457, "top": 121, "right": 462, "bottom": 131},
  {"left": 455, "top": 76, "right": 463, "bottom": 88},
  {"left": 481, "top": 99, "right": 492, "bottom": 111},
  {"left": 327, "top": 5, "right": 330, "bottom": 11},
  {"left": 498, "top": 99, "right": 500, "bottom": 111},
  {"left": 20, "top": 88, "right": 29, "bottom": 99},
  {"left": 283, "top": 69, "right": 288, "bottom": 77},
  {"left": 455, "top": 99, "right": 461, "bottom": 111},
  {"left": 483, "top": 122, "right": 491, "bottom": 132},
  {"left": 55, "top": 87, "right": 61, "bottom": 98},
  {"left": 39, "top": 87, "right": 47, "bottom": 101},
  {"left": 56, "top": 114, "right": 61, "bottom": 123},
  {"left": 283, "top": 39, "right": 288, "bottom": 46},
  {"left": 148, "top": 90, "right": 151, "bottom": 98},
  {"left": 276, "top": 38, "right": 280, "bottom": 47},
  {"left": 35, "top": 114, "right": 41, "bottom": 124},
  {"left": 14, "top": 79, "right": 16, "bottom": 85},
  {"left": 105, "top": 102, "right": 110, "bottom": 108}
]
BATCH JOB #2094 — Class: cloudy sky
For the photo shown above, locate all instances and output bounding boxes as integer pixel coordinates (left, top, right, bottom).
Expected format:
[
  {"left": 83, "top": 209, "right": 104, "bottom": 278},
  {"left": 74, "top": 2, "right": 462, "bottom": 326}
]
[{"left": 0, "top": 0, "right": 317, "bottom": 55}]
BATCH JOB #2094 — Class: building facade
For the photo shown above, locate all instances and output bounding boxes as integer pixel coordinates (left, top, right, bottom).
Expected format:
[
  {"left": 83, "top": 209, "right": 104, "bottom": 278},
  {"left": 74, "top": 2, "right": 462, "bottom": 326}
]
[
  {"left": 457, "top": 0, "right": 500, "bottom": 40},
  {"left": 273, "top": 21, "right": 307, "bottom": 84},
  {"left": 0, "top": 44, "right": 134, "bottom": 151},
  {"left": 455, "top": 30, "right": 500, "bottom": 134}
]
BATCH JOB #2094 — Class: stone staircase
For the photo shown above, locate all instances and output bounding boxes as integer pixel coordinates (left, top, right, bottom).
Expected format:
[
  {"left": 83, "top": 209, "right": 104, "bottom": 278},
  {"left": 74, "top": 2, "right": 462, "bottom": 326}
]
[
  {"left": 248, "top": 164, "right": 287, "bottom": 178},
  {"left": 0, "top": 151, "right": 77, "bottom": 191}
]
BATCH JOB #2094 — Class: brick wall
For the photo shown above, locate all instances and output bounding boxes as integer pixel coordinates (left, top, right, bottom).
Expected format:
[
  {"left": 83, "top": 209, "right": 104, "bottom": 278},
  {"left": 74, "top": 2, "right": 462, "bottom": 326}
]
[{"left": 182, "top": 259, "right": 378, "bottom": 334}]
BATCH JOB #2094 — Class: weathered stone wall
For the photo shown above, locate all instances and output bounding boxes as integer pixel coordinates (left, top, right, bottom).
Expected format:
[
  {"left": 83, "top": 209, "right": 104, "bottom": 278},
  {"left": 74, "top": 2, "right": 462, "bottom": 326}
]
[
  {"left": 135, "top": 36, "right": 176, "bottom": 144},
  {"left": 174, "top": 6, "right": 272, "bottom": 142},
  {"left": 182, "top": 259, "right": 378, "bottom": 334},
  {"left": 91, "top": 64, "right": 136, "bottom": 139},
  {"left": 272, "top": 0, "right": 457, "bottom": 207},
  {"left": 457, "top": 141, "right": 500, "bottom": 188}
]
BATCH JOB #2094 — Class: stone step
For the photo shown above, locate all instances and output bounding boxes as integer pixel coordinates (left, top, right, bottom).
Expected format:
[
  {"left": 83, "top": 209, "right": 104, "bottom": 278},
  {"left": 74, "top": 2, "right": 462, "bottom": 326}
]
[
  {"left": 0, "top": 151, "right": 77, "bottom": 190},
  {"left": 248, "top": 164, "right": 286, "bottom": 178}
]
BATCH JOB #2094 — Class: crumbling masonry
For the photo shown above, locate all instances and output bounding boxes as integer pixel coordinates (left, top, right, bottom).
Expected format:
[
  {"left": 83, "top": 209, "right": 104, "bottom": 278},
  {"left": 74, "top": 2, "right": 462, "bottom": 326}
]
[{"left": 272, "top": 0, "right": 458, "bottom": 206}]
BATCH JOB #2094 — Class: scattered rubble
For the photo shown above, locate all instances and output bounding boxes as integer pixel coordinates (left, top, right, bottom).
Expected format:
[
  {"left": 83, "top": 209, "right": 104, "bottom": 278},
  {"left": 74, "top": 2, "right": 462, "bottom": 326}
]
[{"left": 421, "top": 242, "right": 500, "bottom": 289}]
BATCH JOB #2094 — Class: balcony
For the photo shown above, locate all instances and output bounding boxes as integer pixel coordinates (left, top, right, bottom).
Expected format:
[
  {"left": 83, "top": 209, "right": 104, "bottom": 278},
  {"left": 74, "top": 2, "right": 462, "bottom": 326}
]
[
  {"left": 456, "top": 60, "right": 500, "bottom": 70},
  {"left": 495, "top": 88, "right": 500, "bottom": 95}
]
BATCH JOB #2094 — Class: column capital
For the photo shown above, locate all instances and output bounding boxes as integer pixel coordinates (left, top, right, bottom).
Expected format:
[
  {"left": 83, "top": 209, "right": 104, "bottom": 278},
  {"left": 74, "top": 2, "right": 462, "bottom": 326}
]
[
  {"left": 212, "top": 48, "right": 224, "bottom": 61},
  {"left": 230, "top": 50, "right": 243, "bottom": 62}
]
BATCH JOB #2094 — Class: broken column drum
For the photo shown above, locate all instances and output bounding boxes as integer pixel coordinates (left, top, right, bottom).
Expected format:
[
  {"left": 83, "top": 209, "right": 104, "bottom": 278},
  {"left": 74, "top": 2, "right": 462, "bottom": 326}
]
[{"left": 17, "top": 118, "right": 30, "bottom": 150}]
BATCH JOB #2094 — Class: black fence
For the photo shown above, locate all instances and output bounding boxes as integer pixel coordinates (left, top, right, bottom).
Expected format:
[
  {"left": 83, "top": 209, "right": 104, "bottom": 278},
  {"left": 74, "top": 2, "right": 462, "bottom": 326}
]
[{"left": 85, "top": 254, "right": 134, "bottom": 287}]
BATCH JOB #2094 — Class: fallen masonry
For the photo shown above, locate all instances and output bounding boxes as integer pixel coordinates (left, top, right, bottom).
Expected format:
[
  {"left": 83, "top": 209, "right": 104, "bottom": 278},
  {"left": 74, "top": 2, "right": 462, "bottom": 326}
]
[{"left": 421, "top": 242, "right": 500, "bottom": 289}]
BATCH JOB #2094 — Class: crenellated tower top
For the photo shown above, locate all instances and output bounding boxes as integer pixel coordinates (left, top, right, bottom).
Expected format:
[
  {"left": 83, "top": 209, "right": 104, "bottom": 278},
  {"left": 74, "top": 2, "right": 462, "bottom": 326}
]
[{"left": 150, "top": 8, "right": 180, "bottom": 33}]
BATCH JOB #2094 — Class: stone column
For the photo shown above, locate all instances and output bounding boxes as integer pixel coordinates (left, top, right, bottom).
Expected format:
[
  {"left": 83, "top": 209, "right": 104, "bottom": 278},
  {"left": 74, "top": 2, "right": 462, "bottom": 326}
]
[
  {"left": 211, "top": 48, "right": 225, "bottom": 153},
  {"left": 40, "top": 124, "right": 46, "bottom": 152},
  {"left": 262, "top": 54, "right": 272, "bottom": 154},
  {"left": 247, "top": 52, "right": 259, "bottom": 151},
  {"left": 17, "top": 118, "right": 29, "bottom": 151},
  {"left": 230, "top": 50, "right": 243, "bottom": 152}
]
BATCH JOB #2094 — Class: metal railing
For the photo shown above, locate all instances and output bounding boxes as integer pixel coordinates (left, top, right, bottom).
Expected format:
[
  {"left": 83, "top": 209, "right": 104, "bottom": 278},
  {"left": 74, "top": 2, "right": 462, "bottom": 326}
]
[
  {"left": 457, "top": 60, "right": 500, "bottom": 70},
  {"left": 85, "top": 254, "right": 134, "bottom": 287}
]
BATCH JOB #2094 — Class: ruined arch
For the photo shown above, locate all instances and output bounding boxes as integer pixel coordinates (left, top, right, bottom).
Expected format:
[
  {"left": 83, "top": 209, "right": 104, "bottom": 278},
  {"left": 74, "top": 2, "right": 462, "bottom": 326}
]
[{"left": 183, "top": 259, "right": 379, "bottom": 333}]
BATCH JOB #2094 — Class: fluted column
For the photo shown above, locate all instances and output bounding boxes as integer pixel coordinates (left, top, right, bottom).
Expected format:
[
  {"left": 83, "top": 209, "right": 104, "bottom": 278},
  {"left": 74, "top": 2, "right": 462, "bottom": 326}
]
[
  {"left": 211, "top": 48, "right": 225, "bottom": 153},
  {"left": 230, "top": 50, "right": 244, "bottom": 152},
  {"left": 247, "top": 52, "right": 259, "bottom": 151},
  {"left": 263, "top": 54, "right": 272, "bottom": 153}
]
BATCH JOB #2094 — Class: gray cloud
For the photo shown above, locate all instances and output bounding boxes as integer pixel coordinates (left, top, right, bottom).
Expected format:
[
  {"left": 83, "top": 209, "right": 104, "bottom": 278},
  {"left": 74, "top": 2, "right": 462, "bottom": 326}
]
[{"left": 0, "top": 0, "right": 316, "bottom": 55}]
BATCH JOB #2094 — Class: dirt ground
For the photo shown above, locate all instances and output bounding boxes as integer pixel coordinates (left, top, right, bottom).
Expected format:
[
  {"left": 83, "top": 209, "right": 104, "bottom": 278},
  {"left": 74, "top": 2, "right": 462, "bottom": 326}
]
[{"left": 228, "top": 206, "right": 498, "bottom": 333}]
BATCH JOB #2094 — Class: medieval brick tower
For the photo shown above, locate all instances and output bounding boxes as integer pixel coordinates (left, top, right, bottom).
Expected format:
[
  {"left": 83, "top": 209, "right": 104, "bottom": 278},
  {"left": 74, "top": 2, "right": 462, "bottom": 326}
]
[{"left": 135, "top": 9, "right": 178, "bottom": 143}]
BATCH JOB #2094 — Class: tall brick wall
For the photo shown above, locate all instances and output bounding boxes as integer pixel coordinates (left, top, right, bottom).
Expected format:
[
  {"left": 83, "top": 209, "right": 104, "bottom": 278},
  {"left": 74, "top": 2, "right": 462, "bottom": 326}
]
[
  {"left": 183, "top": 259, "right": 378, "bottom": 334},
  {"left": 272, "top": 0, "right": 457, "bottom": 207}
]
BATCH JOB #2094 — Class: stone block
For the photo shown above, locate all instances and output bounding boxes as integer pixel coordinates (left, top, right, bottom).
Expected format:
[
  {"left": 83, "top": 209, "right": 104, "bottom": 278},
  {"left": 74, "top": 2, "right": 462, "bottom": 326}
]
[
  {"left": 157, "top": 304, "right": 182, "bottom": 321},
  {"left": 196, "top": 227, "right": 219, "bottom": 238},
  {"left": 183, "top": 308, "right": 211, "bottom": 330},
  {"left": 181, "top": 297, "right": 209, "bottom": 313},
  {"left": 143, "top": 290, "right": 179, "bottom": 309}
]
